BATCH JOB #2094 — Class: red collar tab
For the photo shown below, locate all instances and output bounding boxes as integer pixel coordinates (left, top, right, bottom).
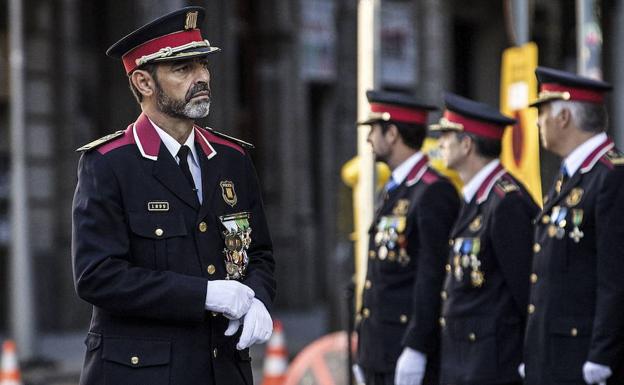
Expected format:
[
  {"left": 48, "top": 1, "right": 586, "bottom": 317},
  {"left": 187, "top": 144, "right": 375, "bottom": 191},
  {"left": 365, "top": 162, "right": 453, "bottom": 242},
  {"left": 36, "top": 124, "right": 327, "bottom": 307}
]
[
  {"left": 370, "top": 103, "right": 428, "bottom": 125},
  {"left": 541, "top": 83, "right": 605, "bottom": 104},
  {"left": 405, "top": 155, "right": 430, "bottom": 186},
  {"left": 443, "top": 110, "right": 505, "bottom": 140},
  {"left": 580, "top": 138, "right": 614, "bottom": 173},
  {"left": 194, "top": 126, "right": 218, "bottom": 159},
  {"left": 133, "top": 113, "right": 161, "bottom": 159},
  {"left": 476, "top": 164, "right": 505, "bottom": 203},
  {"left": 122, "top": 29, "right": 203, "bottom": 74}
]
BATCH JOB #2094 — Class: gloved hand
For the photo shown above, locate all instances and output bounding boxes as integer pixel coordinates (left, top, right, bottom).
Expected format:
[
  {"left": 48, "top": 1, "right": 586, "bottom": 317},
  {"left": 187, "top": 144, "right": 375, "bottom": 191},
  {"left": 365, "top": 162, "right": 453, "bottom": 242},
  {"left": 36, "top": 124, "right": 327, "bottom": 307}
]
[
  {"left": 205, "top": 280, "right": 254, "bottom": 319},
  {"left": 518, "top": 363, "right": 525, "bottom": 378},
  {"left": 394, "top": 347, "right": 426, "bottom": 385},
  {"left": 227, "top": 298, "right": 273, "bottom": 350},
  {"left": 583, "top": 361, "right": 612, "bottom": 384}
]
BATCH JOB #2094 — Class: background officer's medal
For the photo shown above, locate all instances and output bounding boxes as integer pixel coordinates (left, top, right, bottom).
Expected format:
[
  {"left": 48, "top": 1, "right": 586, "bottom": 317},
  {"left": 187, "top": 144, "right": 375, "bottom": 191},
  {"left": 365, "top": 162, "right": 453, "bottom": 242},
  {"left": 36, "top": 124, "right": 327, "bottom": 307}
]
[
  {"left": 565, "top": 187, "right": 584, "bottom": 207},
  {"left": 219, "top": 212, "right": 252, "bottom": 279},
  {"left": 469, "top": 215, "right": 482, "bottom": 232},
  {"left": 220, "top": 180, "right": 237, "bottom": 207},
  {"left": 393, "top": 199, "right": 410, "bottom": 216}
]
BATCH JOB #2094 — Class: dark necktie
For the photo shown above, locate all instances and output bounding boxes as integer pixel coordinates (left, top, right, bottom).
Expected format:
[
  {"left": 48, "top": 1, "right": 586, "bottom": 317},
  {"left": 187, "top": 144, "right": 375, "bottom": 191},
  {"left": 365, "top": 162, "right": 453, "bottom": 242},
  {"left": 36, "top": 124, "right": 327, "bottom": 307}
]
[{"left": 177, "top": 145, "right": 197, "bottom": 192}]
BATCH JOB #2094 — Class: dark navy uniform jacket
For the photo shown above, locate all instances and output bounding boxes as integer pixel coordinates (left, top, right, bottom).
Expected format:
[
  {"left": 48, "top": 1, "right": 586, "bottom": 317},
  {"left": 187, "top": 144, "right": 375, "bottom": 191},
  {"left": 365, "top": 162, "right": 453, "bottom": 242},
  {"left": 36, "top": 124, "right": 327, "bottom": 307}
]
[
  {"left": 440, "top": 163, "right": 537, "bottom": 385},
  {"left": 357, "top": 155, "right": 460, "bottom": 384},
  {"left": 524, "top": 137, "right": 624, "bottom": 385},
  {"left": 72, "top": 113, "right": 276, "bottom": 385}
]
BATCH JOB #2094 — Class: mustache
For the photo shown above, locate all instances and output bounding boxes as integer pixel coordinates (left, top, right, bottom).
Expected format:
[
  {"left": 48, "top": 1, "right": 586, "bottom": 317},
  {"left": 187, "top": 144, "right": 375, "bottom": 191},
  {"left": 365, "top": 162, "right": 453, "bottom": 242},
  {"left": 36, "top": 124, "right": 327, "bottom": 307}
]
[{"left": 186, "top": 83, "right": 211, "bottom": 102}]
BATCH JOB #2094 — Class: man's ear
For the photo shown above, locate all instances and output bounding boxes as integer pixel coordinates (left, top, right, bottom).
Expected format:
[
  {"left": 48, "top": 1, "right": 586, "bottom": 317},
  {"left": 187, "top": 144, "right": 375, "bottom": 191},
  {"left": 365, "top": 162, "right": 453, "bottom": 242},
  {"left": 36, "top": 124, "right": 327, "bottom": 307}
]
[
  {"left": 385, "top": 123, "right": 400, "bottom": 144},
  {"left": 460, "top": 134, "right": 473, "bottom": 155},
  {"left": 130, "top": 69, "right": 156, "bottom": 98},
  {"left": 556, "top": 107, "right": 572, "bottom": 129}
]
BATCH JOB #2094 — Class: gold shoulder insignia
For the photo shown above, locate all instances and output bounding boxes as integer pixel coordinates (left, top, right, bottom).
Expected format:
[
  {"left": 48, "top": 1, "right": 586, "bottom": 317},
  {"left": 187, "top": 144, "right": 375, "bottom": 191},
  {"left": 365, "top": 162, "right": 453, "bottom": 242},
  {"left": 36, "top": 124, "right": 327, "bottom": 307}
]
[
  {"left": 76, "top": 130, "right": 124, "bottom": 152},
  {"left": 205, "top": 127, "right": 255, "bottom": 149},
  {"left": 496, "top": 179, "right": 519, "bottom": 194},
  {"left": 605, "top": 149, "right": 624, "bottom": 165}
]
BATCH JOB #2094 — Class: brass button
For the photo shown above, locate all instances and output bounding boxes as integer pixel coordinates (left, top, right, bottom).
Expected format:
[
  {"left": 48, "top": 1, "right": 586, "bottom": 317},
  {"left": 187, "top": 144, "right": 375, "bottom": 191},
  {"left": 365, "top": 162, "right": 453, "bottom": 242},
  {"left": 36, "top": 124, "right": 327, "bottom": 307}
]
[
  {"left": 571, "top": 328, "right": 578, "bottom": 337},
  {"left": 207, "top": 264, "right": 216, "bottom": 275},
  {"left": 528, "top": 304, "right": 535, "bottom": 314},
  {"left": 530, "top": 273, "right": 538, "bottom": 284},
  {"left": 362, "top": 308, "right": 370, "bottom": 318},
  {"left": 199, "top": 222, "right": 208, "bottom": 232},
  {"left": 369, "top": 250, "right": 376, "bottom": 259},
  {"left": 542, "top": 215, "right": 550, "bottom": 224},
  {"left": 364, "top": 280, "right": 372, "bottom": 289},
  {"left": 400, "top": 314, "right": 408, "bottom": 324},
  {"left": 445, "top": 264, "right": 451, "bottom": 273},
  {"left": 211, "top": 311, "right": 218, "bottom": 317},
  {"left": 439, "top": 317, "right": 446, "bottom": 327},
  {"left": 213, "top": 348, "right": 218, "bottom": 358},
  {"left": 468, "top": 333, "right": 476, "bottom": 342},
  {"left": 449, "top": 239, "right": 454, "bottom": 246},
  {"left": 441, "top": 291, "right": 448, "bottom": 300},
  {"left": 533, "top": 243, "right": 541, "bottom": 253},
  {"left": 155, "top": 228, "right": 164, "bottom": 237},
  {"left": 131, "top": 356, "right": 139, "bottom": 365}
]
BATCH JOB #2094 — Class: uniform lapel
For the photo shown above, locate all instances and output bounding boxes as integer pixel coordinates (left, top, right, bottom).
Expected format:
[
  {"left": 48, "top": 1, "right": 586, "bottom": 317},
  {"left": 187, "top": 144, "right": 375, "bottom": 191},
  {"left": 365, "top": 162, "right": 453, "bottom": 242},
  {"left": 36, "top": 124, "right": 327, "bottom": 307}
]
[
  {"left": 152, "top": 142, "right": 200, "bottom": 210},
  {"left": 195, "top": 127, "right": 221, "bottom": 220},
  {"left": 451, "top": 201, "right": 479, "bottom": 238}
]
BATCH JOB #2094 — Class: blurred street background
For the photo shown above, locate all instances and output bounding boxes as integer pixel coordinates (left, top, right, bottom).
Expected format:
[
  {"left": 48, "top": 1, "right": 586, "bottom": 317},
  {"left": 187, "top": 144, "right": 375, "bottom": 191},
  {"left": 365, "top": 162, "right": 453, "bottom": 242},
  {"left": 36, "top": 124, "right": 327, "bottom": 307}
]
[{"left": 0, "top": 0, "right": 623, "bottom": 384}]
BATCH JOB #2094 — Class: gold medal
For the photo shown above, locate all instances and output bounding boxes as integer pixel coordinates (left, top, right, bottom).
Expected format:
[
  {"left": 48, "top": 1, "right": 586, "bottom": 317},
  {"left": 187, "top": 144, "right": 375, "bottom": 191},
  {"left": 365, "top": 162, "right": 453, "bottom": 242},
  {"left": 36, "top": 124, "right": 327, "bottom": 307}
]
[
  {"left": 541, "top": 215, "right": 550, "bottom": 224},
  {"left": 393, "top": 199, "right": 410, "bottom": 216},
  {"left": 469, "top": 215, "right": 483, "bottom": 232},
  {"left": 471, "top": 270, "right": 485, "bottom": 287},
  {"left": 548, "top": 225, "right": 558, "bottom": 238}
]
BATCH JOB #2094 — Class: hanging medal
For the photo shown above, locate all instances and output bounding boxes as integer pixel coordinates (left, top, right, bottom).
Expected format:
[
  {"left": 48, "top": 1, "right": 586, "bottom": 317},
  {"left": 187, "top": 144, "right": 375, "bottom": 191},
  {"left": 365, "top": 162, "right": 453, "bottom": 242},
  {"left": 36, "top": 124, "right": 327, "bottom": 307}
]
[{"left": 568, "top": 209, "right": 584, "bottom": 243}]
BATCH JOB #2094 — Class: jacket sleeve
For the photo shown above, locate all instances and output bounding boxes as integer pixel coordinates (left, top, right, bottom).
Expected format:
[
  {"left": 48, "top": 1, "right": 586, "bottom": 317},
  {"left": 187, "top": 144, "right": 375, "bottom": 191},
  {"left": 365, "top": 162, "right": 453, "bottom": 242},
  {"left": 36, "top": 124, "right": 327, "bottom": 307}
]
[
  {"left": 588, "top": 168, "right": 624, "bottom": 367},
  {"left": 402, "top": 180, "right": 460, "bottom": 353},
  {"left": 489, "top": 193, "right": 536, "bottom": 317},
  {"left": 72, "top": 151, "right": 208, "bottom": 323},
  {"left": 241, "top": 153, "right": 276, "bottom": 312}
]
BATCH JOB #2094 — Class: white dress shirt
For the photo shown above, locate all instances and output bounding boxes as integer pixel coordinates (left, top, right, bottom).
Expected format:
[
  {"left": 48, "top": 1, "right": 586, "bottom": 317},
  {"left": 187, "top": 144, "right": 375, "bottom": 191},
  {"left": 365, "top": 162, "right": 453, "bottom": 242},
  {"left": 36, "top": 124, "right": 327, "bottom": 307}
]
[
  {"left": 462, "top": 159, "right": 500, "bottom": 203},
  {"left": 561, "top": 132, "right": 608, "bottom": 177},
  {"left": 391, "top": 152, "right": 425, "bottom": 186}
]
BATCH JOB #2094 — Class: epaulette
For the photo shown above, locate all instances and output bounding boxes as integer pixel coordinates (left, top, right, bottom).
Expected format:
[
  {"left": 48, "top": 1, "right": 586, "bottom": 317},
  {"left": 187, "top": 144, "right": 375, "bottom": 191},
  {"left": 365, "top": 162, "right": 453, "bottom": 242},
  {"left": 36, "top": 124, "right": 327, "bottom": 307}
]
[
  {"left": 76, "top": 130, "right": 124, "bottom": 152},
  {"left": 204, "top": 127, "right": 254, "bottom": 149},
  {"left": 604, "top": 149, "right": 624, "bottom": 165},
  {"left": 495, "top": 178, "right": 519, "bottom": 194}
]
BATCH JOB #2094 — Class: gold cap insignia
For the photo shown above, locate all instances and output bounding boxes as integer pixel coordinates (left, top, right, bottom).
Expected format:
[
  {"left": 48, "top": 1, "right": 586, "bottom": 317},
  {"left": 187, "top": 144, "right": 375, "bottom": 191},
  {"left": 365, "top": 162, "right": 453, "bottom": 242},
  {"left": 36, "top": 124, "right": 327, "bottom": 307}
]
[
  {"left": 565, "top": 187, "right": 584, "bottom": 207},
  {"left": 185, "top": 11, "right": 198, "bottom": 30},
  {"left": 220, "top": 180, "right": 237, "bottom": 207}
]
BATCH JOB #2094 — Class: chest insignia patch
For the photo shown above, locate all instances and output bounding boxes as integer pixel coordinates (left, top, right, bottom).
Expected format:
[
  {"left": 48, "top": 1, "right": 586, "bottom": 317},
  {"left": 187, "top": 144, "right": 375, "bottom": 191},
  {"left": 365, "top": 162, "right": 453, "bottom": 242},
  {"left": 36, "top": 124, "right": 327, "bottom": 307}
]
[
  {"left": 220, "top": 180, "right": 237, "bottom": 207},
  {"left": 565, "top": 187, "right": 583, "bottom": 207},
  {"left": 393, "top": 199, "right": 410, "bottom": 216},
  {"left": 147, "top": 201, "right": 169, "bottom": 211},
  {"left": 469, "top": 215, "right": 482, "bottom": 232}
]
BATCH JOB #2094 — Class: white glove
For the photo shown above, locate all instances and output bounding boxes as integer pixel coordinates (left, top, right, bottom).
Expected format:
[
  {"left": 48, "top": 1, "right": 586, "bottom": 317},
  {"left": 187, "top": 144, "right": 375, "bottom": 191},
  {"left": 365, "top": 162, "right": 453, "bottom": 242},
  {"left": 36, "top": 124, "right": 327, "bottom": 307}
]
[
  {"left": 231, "top": 298, "right": 273, "bottom": 350},
  {"left": 583, "top": 361, "right": 612, "bottom": 384},
  {"left": 205, "top": 280, "right": 254, "bottom": 319},
  {"left": 518, "top": 363, "right": 525, "bottom": 379},
  {"left": 394, "top": 347, "right": 426, "bottom": 385}
]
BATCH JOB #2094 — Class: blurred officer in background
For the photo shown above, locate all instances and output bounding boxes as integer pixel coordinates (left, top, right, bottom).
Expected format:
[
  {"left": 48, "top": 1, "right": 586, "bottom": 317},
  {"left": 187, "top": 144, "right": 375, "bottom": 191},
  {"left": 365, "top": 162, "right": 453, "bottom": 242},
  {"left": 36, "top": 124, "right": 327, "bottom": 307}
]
[
  {"left": 522, "top": 67, "right": 624, "bottom": 385},
  {"left": 430, "top": 93, "right": 538, "bottom": 385},
  {"left": 356, "top": 91, "right": 460, "bottom": 385},
  {"left": 72, "top": 7, "right": 275, "bottom": 385}
]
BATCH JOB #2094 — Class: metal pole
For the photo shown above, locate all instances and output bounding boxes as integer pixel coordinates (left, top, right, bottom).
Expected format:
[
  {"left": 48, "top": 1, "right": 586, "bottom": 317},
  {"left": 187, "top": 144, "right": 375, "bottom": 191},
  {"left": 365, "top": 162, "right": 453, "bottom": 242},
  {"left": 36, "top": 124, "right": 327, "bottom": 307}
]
[
  {"left": 513, "top": 0, "right": 529, "bottom": 45},
  {"left": 355, "top": 0, "right": 379, "bottom": 315},
  {"left": 8, "top": 0, "right": 36, "bottom": 359},
  {"left": 576, "top": 0, "right": 602, "bottom": 79}
]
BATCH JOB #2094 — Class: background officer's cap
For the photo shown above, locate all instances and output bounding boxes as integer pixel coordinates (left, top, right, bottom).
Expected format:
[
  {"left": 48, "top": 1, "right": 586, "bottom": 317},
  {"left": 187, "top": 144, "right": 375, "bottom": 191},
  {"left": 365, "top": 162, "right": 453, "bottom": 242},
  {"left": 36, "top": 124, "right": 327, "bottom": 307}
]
[
  {"left": 429, "top": 92, "right": 516, "bottom": 141},
  {"left": 106, "top": 6, "right": 220, "bottom": 74},
  {"left": 357, "top": 90, "right": 437, "bottom": 126},
  {"left": 530, "top": 66, "right": 612, "bottom": 107}
]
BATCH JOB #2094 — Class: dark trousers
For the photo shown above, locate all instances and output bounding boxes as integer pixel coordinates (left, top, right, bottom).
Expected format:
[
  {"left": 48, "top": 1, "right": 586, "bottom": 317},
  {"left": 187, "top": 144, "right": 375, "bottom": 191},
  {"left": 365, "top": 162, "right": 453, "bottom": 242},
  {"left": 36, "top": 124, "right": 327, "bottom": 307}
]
[{"left": 363, "top": 369, "right": 394, "bottom": 385}]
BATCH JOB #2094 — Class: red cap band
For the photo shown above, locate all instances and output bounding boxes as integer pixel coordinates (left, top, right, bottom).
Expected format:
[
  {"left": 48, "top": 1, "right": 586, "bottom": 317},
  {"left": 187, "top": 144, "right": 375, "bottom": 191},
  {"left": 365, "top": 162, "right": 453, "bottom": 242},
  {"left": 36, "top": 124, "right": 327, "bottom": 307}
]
[
  {"left": 370, "top": 103, "right": 428, "bottom": 124},
  {"left": 122, "top": 29, "right": 203, "bottom": 73},
  {"left": 541, "top": 83, "right": 605, "bottom": 103},
  {"left": 443, "top": 110, "right": 505, "bottom": 140}
]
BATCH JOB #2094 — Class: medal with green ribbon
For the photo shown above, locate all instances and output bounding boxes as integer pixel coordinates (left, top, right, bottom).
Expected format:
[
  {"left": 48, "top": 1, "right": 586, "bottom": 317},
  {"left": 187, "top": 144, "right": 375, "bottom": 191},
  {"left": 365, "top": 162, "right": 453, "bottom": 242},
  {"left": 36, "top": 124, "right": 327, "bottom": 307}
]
[
  {"left": 219, "top": 212, "right": 252, "bottom": 280},
  {"left": 568, "top": 209, "right": 584, "bottom": 243}
]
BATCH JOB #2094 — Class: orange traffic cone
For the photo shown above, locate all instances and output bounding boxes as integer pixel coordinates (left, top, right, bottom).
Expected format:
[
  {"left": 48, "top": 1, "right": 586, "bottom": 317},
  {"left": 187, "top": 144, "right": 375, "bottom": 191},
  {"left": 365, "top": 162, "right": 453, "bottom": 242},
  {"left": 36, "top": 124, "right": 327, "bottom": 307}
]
[
  {"left": 0, "top": 340, "right": 22, "bottom": 385},
  {"left": 261, "top": 320, "right": 288, "bottom": 385}
]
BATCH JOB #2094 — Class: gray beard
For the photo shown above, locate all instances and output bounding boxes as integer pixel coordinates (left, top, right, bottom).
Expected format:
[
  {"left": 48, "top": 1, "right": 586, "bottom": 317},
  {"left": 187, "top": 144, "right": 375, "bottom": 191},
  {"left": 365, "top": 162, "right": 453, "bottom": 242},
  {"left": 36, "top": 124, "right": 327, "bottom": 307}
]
[{"left": 156, "top": 84, "right": 211, "bottom": 120}]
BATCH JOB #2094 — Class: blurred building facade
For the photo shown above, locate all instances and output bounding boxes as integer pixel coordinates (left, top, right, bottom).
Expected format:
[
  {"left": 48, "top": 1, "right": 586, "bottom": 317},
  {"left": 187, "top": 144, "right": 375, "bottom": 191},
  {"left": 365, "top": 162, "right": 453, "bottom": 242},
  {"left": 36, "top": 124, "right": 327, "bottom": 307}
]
[{"left": 0, "top": 0, "right": 622, "bottom": 353}]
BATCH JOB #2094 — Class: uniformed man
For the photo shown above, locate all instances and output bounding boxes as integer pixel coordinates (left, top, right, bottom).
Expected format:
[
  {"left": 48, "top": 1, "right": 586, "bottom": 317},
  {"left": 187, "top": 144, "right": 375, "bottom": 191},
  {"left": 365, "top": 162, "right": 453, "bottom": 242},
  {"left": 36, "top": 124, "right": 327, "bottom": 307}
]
[
  {"left": 429, "top": 93, "right": 538, "bottom": 385},
  {"left": 72, "top": 7, "right": 275, "bottom": 385},
  {"left": 522, "top": 67, "right": 624, "bottom": 385},
  {"left": 356, "top": 91, "right": 460, "bottom": 385}
]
